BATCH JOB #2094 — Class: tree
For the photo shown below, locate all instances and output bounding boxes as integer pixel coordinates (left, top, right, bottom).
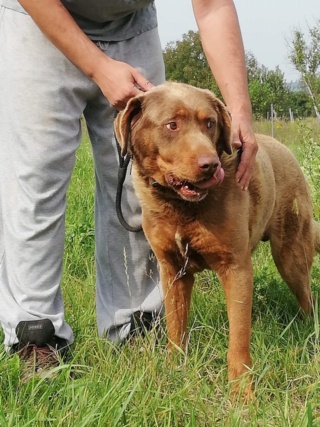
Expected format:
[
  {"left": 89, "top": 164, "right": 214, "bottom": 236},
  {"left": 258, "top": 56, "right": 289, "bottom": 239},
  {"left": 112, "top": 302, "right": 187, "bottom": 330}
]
[
  {"left": 288, "top": 22, "right": 320, "bottom": 119},
  {"left": 246, "top": 53, "right": 291, "bottom": 119},
  {"left": 163, "top": 31, "right": 311, "bottom": 119},
  {"left": 163, "top": 30, "right": 221, "bottom": 97},
  {"left": 287, "top": 90, "right": 312, "bottom": 118}
]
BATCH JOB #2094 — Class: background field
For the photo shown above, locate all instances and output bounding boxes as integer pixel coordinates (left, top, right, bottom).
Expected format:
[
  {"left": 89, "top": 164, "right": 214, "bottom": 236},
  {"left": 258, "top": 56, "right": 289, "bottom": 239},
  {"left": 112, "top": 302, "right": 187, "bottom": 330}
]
[{"left": 0, "top": 119, "right": 320, "bottom": 426}]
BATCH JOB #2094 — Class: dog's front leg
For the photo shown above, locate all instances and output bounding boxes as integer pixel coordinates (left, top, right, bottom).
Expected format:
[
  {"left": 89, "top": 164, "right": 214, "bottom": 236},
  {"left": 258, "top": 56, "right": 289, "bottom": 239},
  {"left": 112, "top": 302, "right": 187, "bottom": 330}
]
[
  {"left": 160, "top": 262, "right": 194, "bottom": 349},
  {"left": 218, "top": 255, "right": 254, "bottom": 399}
]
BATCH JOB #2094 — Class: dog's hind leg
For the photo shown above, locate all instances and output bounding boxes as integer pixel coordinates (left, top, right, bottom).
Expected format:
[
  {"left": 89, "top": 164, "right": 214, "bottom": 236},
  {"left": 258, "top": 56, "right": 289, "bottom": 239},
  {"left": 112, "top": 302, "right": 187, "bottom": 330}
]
[
  {"left": 269, "top": 211, "right": 315, "bottom": 314},
  {"left": 313, "top": 219, "right": 320, "bottom": 253}
]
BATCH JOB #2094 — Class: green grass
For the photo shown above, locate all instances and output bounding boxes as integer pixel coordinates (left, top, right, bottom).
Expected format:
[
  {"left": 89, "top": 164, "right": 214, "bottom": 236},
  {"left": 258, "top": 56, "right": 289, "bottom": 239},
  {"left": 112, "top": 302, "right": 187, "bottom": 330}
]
[{"left": 1, "top": 120, "right": 320, "bottom": 426}]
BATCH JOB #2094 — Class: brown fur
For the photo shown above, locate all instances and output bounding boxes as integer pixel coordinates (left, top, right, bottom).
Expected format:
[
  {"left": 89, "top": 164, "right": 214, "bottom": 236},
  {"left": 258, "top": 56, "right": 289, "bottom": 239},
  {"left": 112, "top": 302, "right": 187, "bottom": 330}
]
[{"left": 115, "top": 82, "right": 319, "bottom": 398}]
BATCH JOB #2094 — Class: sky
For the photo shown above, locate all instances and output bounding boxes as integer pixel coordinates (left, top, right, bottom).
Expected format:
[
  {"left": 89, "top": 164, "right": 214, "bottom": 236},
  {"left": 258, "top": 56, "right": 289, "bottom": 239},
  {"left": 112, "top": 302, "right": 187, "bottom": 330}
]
[{"left": 156, "top": 0, "right": 319, "bottom": 82}]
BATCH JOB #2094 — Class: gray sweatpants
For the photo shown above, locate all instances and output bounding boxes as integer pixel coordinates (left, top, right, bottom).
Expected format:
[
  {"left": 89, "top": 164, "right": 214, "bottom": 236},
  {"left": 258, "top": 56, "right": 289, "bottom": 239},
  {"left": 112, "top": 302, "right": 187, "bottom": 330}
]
[{"left": 0, "top": 6, "right": 165, "bottom": 347}]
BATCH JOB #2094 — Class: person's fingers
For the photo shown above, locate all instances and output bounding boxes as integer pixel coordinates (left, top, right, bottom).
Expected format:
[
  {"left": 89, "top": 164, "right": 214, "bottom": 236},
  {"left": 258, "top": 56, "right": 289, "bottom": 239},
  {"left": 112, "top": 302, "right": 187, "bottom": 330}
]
[
  {"left": 236, "top": 156, "right": 253, "bottom": 190},
  {"left": 114, "top": 73, "right": 154, "bottom": 110},
  {"left": 112, "top": 85, "right": 141, "bottom": 110},
  {"left": 138, "top": 79, "right": 154, "bottom": 92},
  {"left": 235, "top": 139, "right": 258, "bottom": 190},
  {"left": 231, "top": 136, "right": 242, "bottom": 149},
  {"left": 131, "top": 68, "right": 154, "bottom": 92}
]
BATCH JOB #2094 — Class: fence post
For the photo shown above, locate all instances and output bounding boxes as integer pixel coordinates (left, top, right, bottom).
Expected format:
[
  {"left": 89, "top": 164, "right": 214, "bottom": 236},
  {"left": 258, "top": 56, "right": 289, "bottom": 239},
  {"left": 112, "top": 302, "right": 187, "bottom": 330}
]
[{"left": 289, "top": 108, "right": 294, "bottom": 122}]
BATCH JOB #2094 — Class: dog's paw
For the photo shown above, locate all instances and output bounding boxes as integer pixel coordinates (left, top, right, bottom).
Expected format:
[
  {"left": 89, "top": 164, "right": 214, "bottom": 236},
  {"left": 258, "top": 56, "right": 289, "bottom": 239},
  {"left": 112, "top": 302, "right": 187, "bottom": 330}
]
[{"left": 229, "top": 376, "right": 254, "bottom": 404}]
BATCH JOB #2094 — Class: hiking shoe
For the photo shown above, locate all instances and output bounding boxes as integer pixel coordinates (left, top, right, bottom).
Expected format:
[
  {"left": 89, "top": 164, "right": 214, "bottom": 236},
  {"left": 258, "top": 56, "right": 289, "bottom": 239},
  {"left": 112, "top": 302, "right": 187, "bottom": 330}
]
[
  {"left": 11, "top": 319, "right": 69, "bottom": 380},
  {"left": 129, "top": 311, "right": 155, "bottom": 337}
]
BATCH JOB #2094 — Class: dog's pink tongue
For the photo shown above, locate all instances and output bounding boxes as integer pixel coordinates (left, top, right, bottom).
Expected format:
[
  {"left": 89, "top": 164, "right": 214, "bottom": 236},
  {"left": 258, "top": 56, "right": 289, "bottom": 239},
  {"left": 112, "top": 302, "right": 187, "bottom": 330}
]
[{"left": 196, "top": 165, "right": 225, "bottom": 189}]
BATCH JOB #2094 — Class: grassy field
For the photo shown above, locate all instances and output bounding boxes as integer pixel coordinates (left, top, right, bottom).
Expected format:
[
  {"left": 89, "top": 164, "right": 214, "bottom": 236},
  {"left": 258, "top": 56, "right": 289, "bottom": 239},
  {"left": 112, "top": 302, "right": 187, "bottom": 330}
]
[{"left": 1, "top": 119, "right": 320, "bottom": 426}]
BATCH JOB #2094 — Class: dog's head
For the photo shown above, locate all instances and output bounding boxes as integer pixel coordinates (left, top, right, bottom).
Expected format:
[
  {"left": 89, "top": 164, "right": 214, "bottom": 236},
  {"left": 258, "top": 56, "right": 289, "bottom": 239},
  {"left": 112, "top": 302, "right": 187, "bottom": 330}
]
[{"left": 114, "top": 82, "right": 232, "bottom": 202}]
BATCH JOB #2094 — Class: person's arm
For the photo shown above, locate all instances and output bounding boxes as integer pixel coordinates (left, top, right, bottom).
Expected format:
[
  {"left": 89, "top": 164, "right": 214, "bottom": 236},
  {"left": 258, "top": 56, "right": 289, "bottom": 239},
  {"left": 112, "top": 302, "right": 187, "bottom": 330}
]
[
  {"left": 18, "top": 0, "right": 154, "bottom": 110},
  {"left": 192, "top": 0, "right": 258, "bottom": 190}
]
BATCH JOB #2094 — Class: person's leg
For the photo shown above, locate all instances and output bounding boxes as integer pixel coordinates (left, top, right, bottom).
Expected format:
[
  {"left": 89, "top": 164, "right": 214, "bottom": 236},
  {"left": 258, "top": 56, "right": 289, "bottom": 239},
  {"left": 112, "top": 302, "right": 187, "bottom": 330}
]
[
  {"left": 84, "top": 29, "right": 165, "bottom": 341},
  {"left": 0, "top": 7, "right": 96, "bottom": 348}
]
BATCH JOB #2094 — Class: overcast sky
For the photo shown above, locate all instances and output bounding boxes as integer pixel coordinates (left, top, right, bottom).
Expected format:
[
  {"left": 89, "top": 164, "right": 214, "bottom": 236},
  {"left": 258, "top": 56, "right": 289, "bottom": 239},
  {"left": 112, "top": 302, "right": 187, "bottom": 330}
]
[{"left": 156, "top": 0, "right": 319, "bottom": 82}]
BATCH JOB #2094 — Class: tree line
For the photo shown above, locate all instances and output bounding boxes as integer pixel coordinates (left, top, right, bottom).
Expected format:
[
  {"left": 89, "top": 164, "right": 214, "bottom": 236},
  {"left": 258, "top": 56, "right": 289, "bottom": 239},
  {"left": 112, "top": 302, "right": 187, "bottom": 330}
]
[{"left": 163, "top": 22, "right": 320, "bottom": 120}]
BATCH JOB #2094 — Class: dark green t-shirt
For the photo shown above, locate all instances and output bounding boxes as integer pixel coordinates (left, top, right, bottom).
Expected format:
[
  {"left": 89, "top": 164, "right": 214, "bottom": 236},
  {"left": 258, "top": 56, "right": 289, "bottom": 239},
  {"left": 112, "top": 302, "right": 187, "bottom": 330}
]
[{"left": 0, "top": 0, "right": 158, "bottom": 41}]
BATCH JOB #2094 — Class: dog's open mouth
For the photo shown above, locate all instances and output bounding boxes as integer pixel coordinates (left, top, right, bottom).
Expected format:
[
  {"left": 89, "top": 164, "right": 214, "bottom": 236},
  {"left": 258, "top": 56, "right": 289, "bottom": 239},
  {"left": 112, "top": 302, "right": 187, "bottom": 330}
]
[{"left": 166, "top": 165, "right": 225, "bottom": 201}]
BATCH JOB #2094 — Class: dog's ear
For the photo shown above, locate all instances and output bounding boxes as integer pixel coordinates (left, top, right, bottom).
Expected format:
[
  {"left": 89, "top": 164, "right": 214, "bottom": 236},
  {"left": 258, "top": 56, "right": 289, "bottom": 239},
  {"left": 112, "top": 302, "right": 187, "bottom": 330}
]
[
  {"left": 114, "top": 95, "right": 144, "bottom": 156},
  {"left": 214, "top": 98, "right": 232, "bottom": 155},
  {"left": 205, "top": 91, "right": 232, "bottom": 155}
]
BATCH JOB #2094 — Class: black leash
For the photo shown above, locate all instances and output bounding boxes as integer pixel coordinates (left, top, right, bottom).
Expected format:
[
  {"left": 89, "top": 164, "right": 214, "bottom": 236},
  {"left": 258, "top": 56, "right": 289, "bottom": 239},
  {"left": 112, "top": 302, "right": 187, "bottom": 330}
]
[{"left": 115, "top": 128, "right": 143, "bottom": 233}]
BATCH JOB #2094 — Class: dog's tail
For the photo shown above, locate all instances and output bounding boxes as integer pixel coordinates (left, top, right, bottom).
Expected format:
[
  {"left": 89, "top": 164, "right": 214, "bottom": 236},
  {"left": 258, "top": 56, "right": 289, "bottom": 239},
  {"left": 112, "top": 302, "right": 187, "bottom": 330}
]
[{"left": 313, "top": 219, "right": 320, "bottom": 253}]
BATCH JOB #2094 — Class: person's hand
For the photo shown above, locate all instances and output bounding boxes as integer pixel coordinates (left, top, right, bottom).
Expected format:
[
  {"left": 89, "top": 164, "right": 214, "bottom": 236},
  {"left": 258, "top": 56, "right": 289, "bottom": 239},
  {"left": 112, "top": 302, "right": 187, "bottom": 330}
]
[
  {"left": 17, "top": 0, "right": 154, "bottom": 110},
  {"left": 93, "top": 57, "right": 154, "bottom": 110},
  {"left": 231, "top": 114, "right": 258, "bottom": 191}
]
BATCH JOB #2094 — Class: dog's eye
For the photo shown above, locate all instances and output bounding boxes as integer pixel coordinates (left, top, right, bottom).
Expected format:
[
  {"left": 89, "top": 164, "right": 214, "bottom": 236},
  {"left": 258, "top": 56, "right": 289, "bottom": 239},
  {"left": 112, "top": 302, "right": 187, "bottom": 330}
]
[
  {"left": 207, "top": 120, "right": 215, "bottom": 129},
  {"left": 166, "top": 122, "right": 178, "bottom": 131}
]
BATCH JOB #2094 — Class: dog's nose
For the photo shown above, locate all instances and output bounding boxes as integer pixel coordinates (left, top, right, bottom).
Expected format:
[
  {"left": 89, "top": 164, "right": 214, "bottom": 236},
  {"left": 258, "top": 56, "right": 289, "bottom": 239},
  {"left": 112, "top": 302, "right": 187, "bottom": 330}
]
[{"left": 197, "top": 155, "right": 219, "bottom": 172}]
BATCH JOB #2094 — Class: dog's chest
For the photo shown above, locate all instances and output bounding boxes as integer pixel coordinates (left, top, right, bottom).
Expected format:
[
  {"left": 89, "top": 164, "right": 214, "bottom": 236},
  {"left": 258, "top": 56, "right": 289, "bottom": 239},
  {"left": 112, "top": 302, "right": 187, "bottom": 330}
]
[{"left": 174, "top": 229, "right": 223, "bottom": 273}]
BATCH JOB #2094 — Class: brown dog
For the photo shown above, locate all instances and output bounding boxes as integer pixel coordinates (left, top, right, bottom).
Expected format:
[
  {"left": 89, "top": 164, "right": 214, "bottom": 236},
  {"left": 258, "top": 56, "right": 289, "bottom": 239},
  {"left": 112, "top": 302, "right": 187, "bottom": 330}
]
[{"left": 114, "top": 82, "right": 320, "bottom": 396}]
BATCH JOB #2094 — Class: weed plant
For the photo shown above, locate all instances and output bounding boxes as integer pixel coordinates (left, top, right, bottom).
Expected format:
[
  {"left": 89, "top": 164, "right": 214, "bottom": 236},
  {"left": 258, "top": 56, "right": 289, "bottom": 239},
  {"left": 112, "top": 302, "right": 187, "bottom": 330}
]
[{"left": 0, "top": 120, "right": 320, "bottom": 426}]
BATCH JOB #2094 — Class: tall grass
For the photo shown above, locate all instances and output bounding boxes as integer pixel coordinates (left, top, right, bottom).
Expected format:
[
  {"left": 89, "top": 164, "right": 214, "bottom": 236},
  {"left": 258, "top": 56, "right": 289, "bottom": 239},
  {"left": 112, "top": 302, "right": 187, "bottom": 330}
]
[{"left": 0, "top": 120, "right": 320, "bottom": 426}]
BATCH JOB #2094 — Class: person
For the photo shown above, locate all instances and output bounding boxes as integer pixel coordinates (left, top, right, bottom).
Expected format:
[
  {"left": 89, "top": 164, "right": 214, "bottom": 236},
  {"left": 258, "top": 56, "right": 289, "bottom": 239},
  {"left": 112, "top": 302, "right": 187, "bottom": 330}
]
[{"left": 0, "top": 0, "right": 258, "bottom": 368}]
